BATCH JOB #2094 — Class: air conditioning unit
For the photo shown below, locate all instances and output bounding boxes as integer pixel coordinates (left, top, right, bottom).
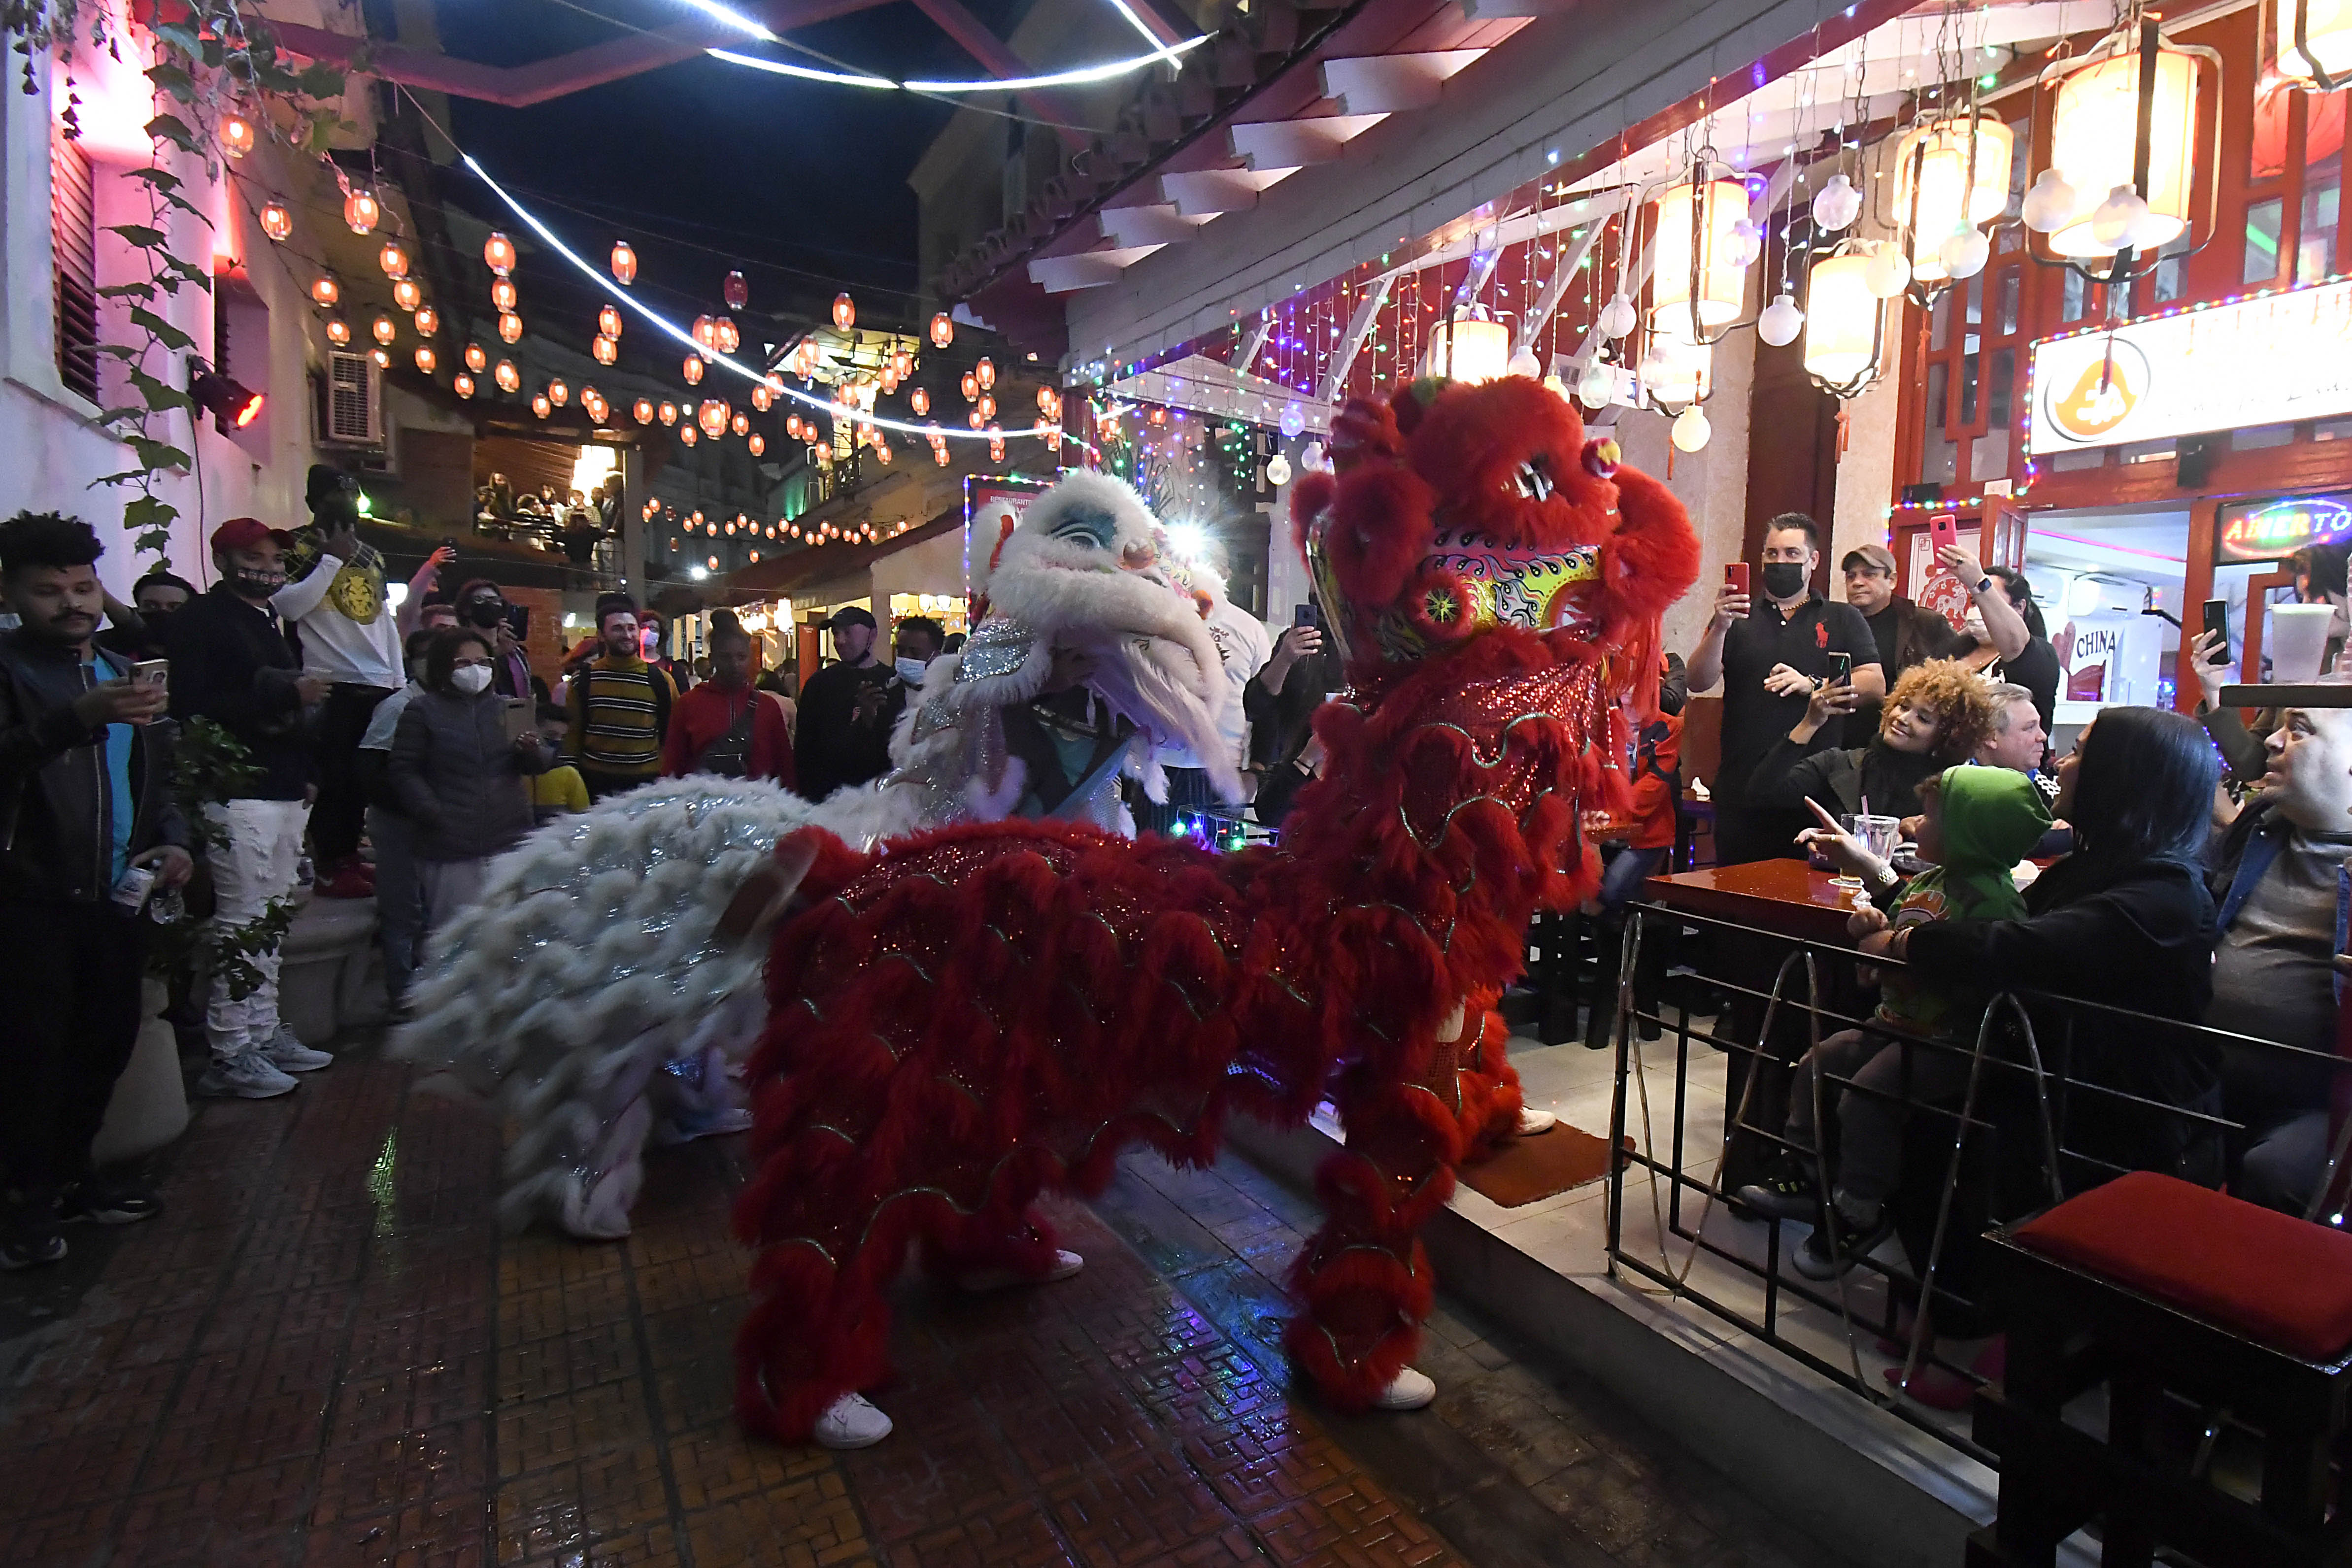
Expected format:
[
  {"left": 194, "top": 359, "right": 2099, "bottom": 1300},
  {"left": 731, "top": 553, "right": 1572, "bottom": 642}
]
[{"left": 319, "top": 349, "right": 381, "bottom": 447}]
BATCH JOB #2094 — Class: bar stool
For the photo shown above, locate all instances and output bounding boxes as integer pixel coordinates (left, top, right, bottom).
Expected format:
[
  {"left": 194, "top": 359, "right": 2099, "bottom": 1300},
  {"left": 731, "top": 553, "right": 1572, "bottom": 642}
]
[{"left": 1970, "top": 1171, "right": 2352, "bottom": 1568}]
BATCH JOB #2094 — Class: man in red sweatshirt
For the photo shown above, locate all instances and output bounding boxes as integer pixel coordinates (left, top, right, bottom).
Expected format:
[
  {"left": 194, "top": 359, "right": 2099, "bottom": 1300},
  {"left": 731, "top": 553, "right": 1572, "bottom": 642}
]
[{"left": 659, "top": 610, "right": 794, "bottom": 784}]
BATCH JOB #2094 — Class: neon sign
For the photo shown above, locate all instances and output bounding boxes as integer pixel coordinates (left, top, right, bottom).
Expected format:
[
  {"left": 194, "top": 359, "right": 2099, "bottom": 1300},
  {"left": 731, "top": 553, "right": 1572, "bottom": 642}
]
[{"left": 2215, "top": 495, "right": 2352, "bottom": 564}]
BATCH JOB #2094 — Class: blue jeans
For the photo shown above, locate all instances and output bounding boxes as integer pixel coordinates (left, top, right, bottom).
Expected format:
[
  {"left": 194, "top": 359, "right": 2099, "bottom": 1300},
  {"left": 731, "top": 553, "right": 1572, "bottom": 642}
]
[{"left": 1597, "top": 844, "right": 1668, "bottom": 912}]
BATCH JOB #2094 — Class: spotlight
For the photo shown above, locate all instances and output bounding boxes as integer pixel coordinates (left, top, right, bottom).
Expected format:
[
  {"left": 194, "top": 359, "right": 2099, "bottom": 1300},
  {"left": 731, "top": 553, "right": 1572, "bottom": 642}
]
[{"left": 188, "top": 359, "right": 263, "bottom": 430}]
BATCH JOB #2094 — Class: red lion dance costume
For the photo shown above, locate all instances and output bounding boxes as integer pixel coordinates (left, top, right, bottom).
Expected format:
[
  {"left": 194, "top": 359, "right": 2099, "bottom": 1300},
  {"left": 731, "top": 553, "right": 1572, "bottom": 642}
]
[{"left": 733, "top": 376, "right": 1698, "bottom": 1443}]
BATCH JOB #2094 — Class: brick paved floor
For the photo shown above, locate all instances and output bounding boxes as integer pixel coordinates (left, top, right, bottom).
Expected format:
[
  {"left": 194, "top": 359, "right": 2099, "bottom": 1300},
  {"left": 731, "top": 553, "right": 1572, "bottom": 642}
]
[{"left": 0, "top": 1037, "right": 1846, "bottom": 1568}]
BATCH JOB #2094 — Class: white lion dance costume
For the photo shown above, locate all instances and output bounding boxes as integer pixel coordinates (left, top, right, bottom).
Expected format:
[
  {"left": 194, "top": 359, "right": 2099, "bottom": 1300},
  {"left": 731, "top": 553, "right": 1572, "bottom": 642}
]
[{"left": 392, "top": 472, "right": 1241, "bottom": 1240}]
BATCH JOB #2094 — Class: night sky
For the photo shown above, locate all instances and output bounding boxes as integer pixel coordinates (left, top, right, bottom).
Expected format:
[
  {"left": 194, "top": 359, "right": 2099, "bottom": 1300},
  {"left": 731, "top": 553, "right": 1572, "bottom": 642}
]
[{"left": 431, "top": 0, "right": 1032, "bottom": 333}]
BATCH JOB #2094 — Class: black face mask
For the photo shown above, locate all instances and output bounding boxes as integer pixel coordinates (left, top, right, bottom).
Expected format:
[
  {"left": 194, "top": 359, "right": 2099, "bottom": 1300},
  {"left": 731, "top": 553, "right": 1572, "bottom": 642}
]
[
  {"left": 230, "top": 567, "right": 285, "bottom": 598},
  {"left": 465, "top": 600, "right": 505, "bottom": 630},
  {"left": 1761, "top": 562, "right": 1809, "bottom": 600}
]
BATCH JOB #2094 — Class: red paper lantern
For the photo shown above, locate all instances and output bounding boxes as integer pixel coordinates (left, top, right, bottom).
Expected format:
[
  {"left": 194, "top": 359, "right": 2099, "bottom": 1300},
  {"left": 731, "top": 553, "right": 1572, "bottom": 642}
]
[
  {"left": 599, "top": 304, "right": 622, "bottom": 339},
  {"left": 697, "top": 400, "right": 729, "bottom": 437},
  {"left": 311, "top": 276, "right": 339, "bottom": 308},
  {"left": 683, "top": 356, "right": 704, "bottom": 385},
  {"left": 751, "top": 386, "right": 772, "bottom": 412},
  {"left": 724, "top": 269, "right": 748, "bottom": 309},
  {"left": 749, "top": 433, "right": 765, "bottom": 456},
  {"left": 499, "top": 312, "right": 523, "bottom": 343},
  {"left": 910, "top": 387, "right": 930, "bottom": 416},
  {"left": 391, "top": 278, "right": 422, "bottom": 313},
  {"left": 484, "top": 231, "right": 517, "bottom": 276},
  {"left": 260, "top": 199, "right": 291, "bottom": 242},
  {"left": 413, "top": 307, "right": 439, "bottom": 337},
  {"left": 370, "top": 347, "right": 391, "bottom": 369},
  {"left": 610, "top": 241, "right": 637, "bottom": 285},
  {"left": 680, "top": 425, "right": 699, "bottom": 446},
  {"left": 633, "top": 398, "right": 655, "bottom": 424},
  {"left": 659, "top": 401, "right": 677, "bottom": 425},
  {"left": 976, "top": 357, "right": 996, "bottom": 391},
  {"left": 464, "top": 343, "right": 487, "bottom": 373},
  {"left": 344, "top": 187, "right": 380, "bottom": 235},
  {"left": 731, "top": 412, "right": 749, "bottom": 436},
  {"left": 960, "top": 371, "right": 978, "bottom": 402},
  {"left": 976, "top": 394, "right": 996, "bottom": 421},
  {"left": 371, "top": 315, "right": 397, "bottom": 346},
  {"left": 832, "top": 293, "right": 856, "bottom": 330},
  {"left": 930, "top": 312, "right": 953, "bottom": 348},
  {"left": 593, "top": 335, "right": 616, "bottom": 366},
  {"left": 378, "top": 241, "right": 408, "bottom": 279},
  {"left": 414, "top": 346, "right": 437, "bottom": 374},
  {"left": 221, "top": 111, "right": 255, "bottom": 159},
  {"left": 892, "top": 346, "right": 914, "bottom": 378},
  {"left": 495, "top": 360, "right": 520, "bottom": 393},
  {"left": 547, "top": 379, "right": 569, "bottom": 406},
  {"left": 714, "top": 317, "right": 740, "bottom": 355},
  {"left": 325, "top": 319, "right": 351, "bottom": 346},
  {"left": 532, "top": 394, "right": 551, "bottom": 418},
  {"left": 454, "top": 373, "right": 475, "bottom": 398},
  {"left": 491, "top": 277, "right": 517, "bottom": 313}
]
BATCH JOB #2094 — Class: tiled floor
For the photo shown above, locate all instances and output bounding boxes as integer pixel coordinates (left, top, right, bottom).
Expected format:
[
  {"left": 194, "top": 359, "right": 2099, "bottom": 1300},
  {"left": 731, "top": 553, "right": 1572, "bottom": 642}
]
[{"left": 0, "top": 1034, "right": 1848, "bottom": 1568}]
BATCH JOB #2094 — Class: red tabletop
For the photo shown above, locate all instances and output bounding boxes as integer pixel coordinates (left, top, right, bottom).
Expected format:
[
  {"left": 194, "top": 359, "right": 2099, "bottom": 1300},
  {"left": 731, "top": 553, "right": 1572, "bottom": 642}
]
[{"left": 1640, "top": 859, "right": 1864, "bottom": 944}]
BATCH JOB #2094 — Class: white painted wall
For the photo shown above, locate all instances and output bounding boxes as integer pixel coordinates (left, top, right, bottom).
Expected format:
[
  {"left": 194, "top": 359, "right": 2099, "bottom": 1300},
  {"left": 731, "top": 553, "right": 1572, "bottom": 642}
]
[{"left": 0, "top": 12, "right": 350, "bottom": 599}]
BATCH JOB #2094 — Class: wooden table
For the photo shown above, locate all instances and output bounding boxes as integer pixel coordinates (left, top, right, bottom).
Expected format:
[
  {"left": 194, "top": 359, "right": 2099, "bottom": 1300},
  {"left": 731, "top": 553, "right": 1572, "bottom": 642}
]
[{"left": 1640, "top": 859, "right": 1865, "bottom": 944}]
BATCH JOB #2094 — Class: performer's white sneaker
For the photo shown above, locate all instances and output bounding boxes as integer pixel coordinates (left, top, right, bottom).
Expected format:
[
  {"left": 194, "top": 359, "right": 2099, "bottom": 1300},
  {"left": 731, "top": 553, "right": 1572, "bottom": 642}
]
[
  {"left": 1374, "top": 1367, "right": 1438, "bottom": 1411},
  {"left": 812, "top": 1393, "right": 893, "bottom": 1449},
  {"left": 958, "top": 1248, "right": 1084, "bottom": 1293},
  {"left": 1516, "top": 1107, "right": 1558, "bottom": 1136}
]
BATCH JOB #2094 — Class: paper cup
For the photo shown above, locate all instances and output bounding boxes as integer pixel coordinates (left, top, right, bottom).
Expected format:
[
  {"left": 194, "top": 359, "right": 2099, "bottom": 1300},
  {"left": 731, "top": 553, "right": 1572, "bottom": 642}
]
[{"left": 2270, "top": 602, "right": 2335, "bottom": 683}]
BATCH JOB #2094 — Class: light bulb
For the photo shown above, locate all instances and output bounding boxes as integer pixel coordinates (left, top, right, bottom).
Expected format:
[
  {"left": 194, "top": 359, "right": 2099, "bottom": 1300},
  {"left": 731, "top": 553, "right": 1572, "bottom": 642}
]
[
  {"left": 1302, "top": 441, "right": 1327, "bottom": 473},
  {"left": 1812, "top": 173, "right": 1862, "bottom": 232},
  {"left": 1728, "top": 218, "right": 1764, "bottom": 269},
  {"left": 1598, "top": 293, "right": 1638, "bottom": 339},
  {"left": 2090, "top": 184, "right": 2151, "bottom": 251},
  {"left": 1671, "top": 404, "right": 1712, "bottom": 453},
  {"left": 1940, "top": 228, "right": 1991, "bottom": 280},
  {"left": 1577, "top": 360, "right": 1615, "bottom": 409},
  {"left": 2021, "top": 168, "right": 2078, "bottom": 235},
  {"left": 1864, "top": 242, "right": 1913, "bottom": 299},
  {"left": 1758, "top": 293, "right": 1805, "bottom": 347},
  {"left": 1265, "top": 454, "right": 1293, "bottom": 486},
  {"left": 1507, "top": 347, "right": 1543, "bottom": 379}
]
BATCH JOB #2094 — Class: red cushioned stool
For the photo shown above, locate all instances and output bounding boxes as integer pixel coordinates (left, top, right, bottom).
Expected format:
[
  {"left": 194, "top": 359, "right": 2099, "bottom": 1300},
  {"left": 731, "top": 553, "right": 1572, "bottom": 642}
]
[{"left": 1968, "top": 1171, "right": 2352, "bottom": 1568}]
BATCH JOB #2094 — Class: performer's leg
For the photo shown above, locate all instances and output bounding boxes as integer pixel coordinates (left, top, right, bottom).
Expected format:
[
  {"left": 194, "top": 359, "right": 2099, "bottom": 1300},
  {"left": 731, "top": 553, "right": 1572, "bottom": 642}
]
[
  {"left": 921, "top": 1163, "right": 1078, "bottom": 1291},
  {"left": 1287, "top": 1043, "right": 1460, "bottom": 1412},
  {"left": 1449, "top": 996, "right": 1533, "bottom": 1161}
]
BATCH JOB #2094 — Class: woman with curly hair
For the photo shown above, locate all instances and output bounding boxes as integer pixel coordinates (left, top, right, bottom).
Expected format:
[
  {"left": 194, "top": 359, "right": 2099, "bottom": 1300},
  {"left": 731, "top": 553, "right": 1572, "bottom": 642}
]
[{"left": 1750, "top": 658, "right": 1992, "bottom": 830}]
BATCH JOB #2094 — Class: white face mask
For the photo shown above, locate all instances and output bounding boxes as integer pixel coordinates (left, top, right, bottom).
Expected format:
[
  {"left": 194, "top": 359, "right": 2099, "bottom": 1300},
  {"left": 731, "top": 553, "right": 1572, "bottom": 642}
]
[
  {"left": 894, "top": 657, "right": 928, "bottom": 684},
  {"left": 451, "top": 664, "right": 493, "bottom": 695}
]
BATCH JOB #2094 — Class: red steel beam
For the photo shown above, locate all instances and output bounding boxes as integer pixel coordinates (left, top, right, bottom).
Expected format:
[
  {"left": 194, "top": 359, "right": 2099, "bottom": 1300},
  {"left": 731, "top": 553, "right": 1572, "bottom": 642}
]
[{"left": 270, "top": 0, "right": 893, "bottom": 109}]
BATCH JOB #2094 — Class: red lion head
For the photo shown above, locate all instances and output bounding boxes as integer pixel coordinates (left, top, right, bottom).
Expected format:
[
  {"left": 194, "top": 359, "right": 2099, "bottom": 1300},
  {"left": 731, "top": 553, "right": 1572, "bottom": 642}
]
[{"left": 1290, "top": 377, "right": 1698, "bottom": 692}]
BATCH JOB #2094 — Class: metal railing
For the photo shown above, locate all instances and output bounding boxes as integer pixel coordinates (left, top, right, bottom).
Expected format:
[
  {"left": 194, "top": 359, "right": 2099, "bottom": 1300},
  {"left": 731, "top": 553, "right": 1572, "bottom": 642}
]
[{"left": 1599, "top": 898, "right": 2352, "bottom": 1465}]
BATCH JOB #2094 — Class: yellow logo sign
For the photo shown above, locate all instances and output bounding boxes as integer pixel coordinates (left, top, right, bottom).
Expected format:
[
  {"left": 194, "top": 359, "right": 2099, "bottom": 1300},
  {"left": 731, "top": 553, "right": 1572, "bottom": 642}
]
[{"left": 2046, "top": 341, "right": 2148, "bottom": 443}]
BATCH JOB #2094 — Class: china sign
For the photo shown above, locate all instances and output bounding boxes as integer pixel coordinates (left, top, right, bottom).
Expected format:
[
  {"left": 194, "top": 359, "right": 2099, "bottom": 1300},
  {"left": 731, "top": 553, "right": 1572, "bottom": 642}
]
[{"left": 2027, "top": 277, "right": 2352, "bottom": 456}]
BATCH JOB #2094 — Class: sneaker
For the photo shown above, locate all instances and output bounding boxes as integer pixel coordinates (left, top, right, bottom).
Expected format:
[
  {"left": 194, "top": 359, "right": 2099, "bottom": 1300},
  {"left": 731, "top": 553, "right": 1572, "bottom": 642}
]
[
  {"left": 260, "top": 1029, "right": 334, "bottom": 1073},
  {"left": 60, "top": 1176, "right": 161, "bottom": 1225},
  {"left": 0, "top": 1231, "right": 66, "bottom": 1270},
  {"left": 812, "top": 1392, "right": 893, "bottom": 1449},
  {"left": 1793, "top": 1201, "right": 1897, "bottom": 1281},
  {"left": 1515, "top": 1106, "right": 1558, "bottom": 1136},
  {"left": 956, "top": 1248, "right": 1084, "bottom": 1293},
  {"left": 196, "top": 1048, "right": 299, "bottom": 1099},
  {"left": 314, "top": 858, "right": 375, "bottom": 899},
  {"left": 1373, "top": 1367, "right": 1438, "bottom": 1411},
  {"left": 1735, "top": 1149, "right": 1820, "bottom": 1223}
]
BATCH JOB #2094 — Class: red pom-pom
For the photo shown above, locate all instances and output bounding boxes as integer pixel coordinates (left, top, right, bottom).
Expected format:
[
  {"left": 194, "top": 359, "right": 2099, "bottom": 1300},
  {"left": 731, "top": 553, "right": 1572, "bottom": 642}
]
[{"left": 1404, "top": 567, "right": 1478, "bottom": 641}]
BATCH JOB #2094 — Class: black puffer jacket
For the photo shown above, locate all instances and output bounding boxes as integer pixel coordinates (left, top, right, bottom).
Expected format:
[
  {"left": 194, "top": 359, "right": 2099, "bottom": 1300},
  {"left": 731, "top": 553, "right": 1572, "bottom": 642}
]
[
  {"left": 0, "top": 631, "right": 188, "bottom": 903},
  {"left": 388, "top": 687, "right": 549, "bottom": 862}
]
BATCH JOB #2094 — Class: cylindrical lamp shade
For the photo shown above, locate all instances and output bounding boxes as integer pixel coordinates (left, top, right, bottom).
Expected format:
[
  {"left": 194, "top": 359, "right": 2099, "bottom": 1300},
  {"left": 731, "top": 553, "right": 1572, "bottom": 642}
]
[
  {"left": 1649, "top": 178, "right": 1750, "bottom": 333},
  {"left": 2046, "top": 41, "right": 2201, "bottom": 257},
  {"left": 1638, "top": 333, "right": 1712, "bottom": 410},
  {"left": 1802, "top": 253, "right": 1883, "bottom": 390},
  {"left": 1419, "top": 316, "right": 1512, "bottom": 383},
  {"left": 2280, "top": 0, "right": 2352, "bottom": 81},
  {"left": 1896, "top": 116, "right": 2015, "bottom": 282}
]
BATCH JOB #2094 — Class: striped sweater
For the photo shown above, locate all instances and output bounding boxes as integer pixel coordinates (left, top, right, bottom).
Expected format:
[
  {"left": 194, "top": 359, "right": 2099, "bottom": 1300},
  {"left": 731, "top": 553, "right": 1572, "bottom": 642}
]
[{"left": 566, "top": 655, "right": 677, "bottom": 780}]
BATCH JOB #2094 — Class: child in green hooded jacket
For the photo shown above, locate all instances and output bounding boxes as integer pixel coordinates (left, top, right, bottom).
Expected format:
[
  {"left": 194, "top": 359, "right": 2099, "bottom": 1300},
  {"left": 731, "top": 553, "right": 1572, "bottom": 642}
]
[{"left": 1736, "top": 764, "right": 2053, "bottom": 1279}]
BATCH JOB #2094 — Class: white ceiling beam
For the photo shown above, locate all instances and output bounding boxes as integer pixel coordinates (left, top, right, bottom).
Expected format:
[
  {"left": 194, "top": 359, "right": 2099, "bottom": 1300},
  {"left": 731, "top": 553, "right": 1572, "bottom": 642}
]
[
  {"left": 1237, "top": 312, "right": 1276, "bottom": 377},
  {"left": 1160, "top": 167, "right": 1296, "bottom": 217},
  {"left": 1029, "top": 245, "right": 1165, "bottom": 293},
  {"left": 1318, "top": 51, "right": 1486, "bottom": 116},
  {"left": 1096, "top": 204, "right": 1212, "bottom": 248},
  {"left": 1227, "top": 115, "right": 1387, "bottom": 171},
  {"left": 1318, "top": 273, "right": 1393, "bottom": 403},
  {"left": 1513, "top": 223, "right": 1605, "bottom": 357}
]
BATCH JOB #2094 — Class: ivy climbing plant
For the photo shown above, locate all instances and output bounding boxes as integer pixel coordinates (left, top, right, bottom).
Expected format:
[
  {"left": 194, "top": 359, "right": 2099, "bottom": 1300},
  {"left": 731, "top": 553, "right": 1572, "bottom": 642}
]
[{"left": 4, "top": 0, "right": 352, "bottom": 557}]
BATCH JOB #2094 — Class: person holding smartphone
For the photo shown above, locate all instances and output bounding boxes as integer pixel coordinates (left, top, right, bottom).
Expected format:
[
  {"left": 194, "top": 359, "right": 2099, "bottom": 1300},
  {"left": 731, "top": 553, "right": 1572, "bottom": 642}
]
[
  {"left": 1686, "top": 514, "right": 1884, "bottom": 866},
  {"left": 0, "top": 511, "right": 192, "bottom": 1266}
]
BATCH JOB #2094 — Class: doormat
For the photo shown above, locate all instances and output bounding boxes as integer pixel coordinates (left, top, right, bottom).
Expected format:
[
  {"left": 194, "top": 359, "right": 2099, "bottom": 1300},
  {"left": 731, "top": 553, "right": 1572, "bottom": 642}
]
[{"left": 1459, "top": 1122, "right": 1625, "bottom": 1208}]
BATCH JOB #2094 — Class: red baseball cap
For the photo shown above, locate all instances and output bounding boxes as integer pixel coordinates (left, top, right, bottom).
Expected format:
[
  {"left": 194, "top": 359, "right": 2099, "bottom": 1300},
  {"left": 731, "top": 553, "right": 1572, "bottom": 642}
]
[{"left": 211, "top": 517, "right": 294, "bottom": 552}]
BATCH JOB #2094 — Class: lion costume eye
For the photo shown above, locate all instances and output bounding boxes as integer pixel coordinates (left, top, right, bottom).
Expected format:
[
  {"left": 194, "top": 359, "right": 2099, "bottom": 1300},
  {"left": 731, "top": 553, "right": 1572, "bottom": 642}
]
[{"left": 1050, "top": 506, "right": 1117, "bottom": 550}]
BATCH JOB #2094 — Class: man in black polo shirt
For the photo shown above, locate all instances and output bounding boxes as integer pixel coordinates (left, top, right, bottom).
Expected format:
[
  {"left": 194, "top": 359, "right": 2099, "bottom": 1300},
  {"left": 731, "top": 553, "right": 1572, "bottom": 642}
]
[{"left": 1688, "top": 514, "right": 1883, "bottom": 866}]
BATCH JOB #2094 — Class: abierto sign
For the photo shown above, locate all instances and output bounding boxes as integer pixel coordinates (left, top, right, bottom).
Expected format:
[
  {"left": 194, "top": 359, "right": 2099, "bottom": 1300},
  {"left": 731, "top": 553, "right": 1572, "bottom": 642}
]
[{"left": 2027, "top": 277, "right": 2352, "bottom": 456}]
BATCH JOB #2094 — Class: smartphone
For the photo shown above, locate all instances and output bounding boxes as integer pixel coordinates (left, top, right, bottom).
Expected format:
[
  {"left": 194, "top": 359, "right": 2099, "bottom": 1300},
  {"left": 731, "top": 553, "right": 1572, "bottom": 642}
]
[
  {"left": 1928, "top": 512, "right": 1961, "bottom": 558},
  {"left": 1295, "top": 602, "right": 1319, "bottom": 629},
  {"left": 1827, "top": 651, "right": 1852, "bottom": 686},
  {"left": 132, "top": 658, "right": 168, "bottom": 691},
  {"left": 1724, "top": 561, "right": 1751, "bottom": 602},
  {"left": 2201, "top": 598, "right": 2230, "bottom": 663}
]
